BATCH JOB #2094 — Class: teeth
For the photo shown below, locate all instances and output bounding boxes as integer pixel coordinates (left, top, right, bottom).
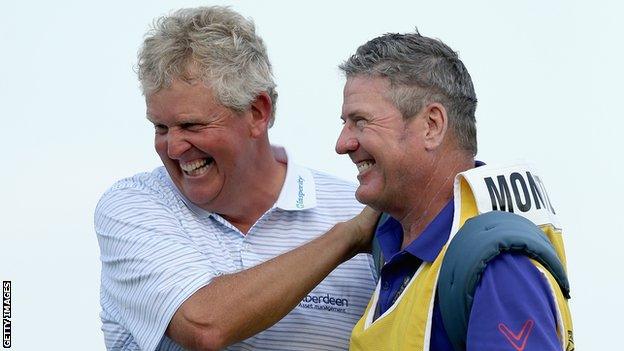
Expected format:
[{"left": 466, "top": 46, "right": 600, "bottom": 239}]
[
  {"left": 180, "top": 159, "right": 207, "bottom": 172},
  {"left": 356, "top": 160, "right": 375, "bottom": 174},
  {"left": 180, "top": 158, "right": 212, "bottom": 175}
]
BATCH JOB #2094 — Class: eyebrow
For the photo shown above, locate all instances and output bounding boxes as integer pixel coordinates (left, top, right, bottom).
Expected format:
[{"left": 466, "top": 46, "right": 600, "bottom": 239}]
[
  {"left": 145, "top": 114, "right": 207, "bottom": 125},
  {"left": 341, "top": 110, "right": 368, "bottom": 120}
]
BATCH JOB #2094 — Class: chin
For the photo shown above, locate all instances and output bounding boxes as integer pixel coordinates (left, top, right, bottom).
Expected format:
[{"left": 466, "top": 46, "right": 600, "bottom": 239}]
[
  {"left": 355, "top": 188, "right": 376, "bottom": 207},
  {"left": 178, "top": 183, "right": 212, "bottom": 205},
  {"left": 357, "top": 188, "right": 396, "bottom": 214}
]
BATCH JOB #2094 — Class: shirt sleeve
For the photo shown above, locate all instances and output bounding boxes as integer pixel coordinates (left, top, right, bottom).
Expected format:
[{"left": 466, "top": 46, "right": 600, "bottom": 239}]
[
  {"left": 466, "top": 253, "right": 562, "bottom": 350},
  {"left": 95, "top": 186, "right": 217, "bottom": 351}
]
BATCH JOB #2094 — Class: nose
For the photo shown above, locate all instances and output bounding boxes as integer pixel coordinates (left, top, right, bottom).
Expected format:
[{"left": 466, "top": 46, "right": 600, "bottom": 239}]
[
  {"left": 166, "top": 128, "right": 191, "bottom": 159},
  {"left": 335, "top": 125, "right": 359, "bottom": 155}
]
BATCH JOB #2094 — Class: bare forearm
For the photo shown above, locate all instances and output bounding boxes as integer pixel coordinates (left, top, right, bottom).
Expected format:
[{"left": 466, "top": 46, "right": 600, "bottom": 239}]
[{"left": 167, "top": 221, "right": 363, "bottom": 350}]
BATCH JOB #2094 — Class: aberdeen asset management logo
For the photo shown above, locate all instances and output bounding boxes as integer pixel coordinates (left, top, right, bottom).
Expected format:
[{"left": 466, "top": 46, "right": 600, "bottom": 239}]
[{"left": 298, "top": 293, "right": 349, "bottom": 313}]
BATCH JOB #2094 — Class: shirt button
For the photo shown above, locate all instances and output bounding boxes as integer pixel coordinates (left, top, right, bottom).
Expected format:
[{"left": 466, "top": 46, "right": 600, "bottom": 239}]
[{"left": 382, "top": 281, "right": 390, "bottom": 290}]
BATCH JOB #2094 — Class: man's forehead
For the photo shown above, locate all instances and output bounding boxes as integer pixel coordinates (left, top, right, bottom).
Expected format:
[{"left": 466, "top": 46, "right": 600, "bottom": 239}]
[
  {"left": 147, "top": 79, "right": 216, "bottom": 104},
  {"left": 147, "top": 78, "right": 209, "bottom": 98},
  {"left": 342, "top": 75, "right": 393, "bottom": 113},
  {"left": 344, "top": 75, "right": 391, "bottom": 96}
]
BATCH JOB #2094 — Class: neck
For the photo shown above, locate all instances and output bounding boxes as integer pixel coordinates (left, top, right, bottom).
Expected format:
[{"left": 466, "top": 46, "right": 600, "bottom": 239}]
[
  {"left": 218, "top": 142, "right": 287, "bottom": 234},
  {"left": 397, "top": 150, "right": 474, "bottom": 249}
]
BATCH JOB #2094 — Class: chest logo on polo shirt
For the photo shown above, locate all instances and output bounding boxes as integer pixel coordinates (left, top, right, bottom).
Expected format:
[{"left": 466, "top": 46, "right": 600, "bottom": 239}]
[
  {"left": 296, "top": 176, "right": 305, "bottom": 209},
  {"left": 298, "top": 293, "right": 349, "bottom": 313}
]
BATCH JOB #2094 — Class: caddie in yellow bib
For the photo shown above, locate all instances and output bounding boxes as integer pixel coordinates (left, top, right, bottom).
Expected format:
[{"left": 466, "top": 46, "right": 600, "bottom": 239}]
[
  {"left": 335, "top": 29, "right": 574, "bottom": 351},
  {"left": 350, "top": 162, "right": 573, "bottom": 351}
]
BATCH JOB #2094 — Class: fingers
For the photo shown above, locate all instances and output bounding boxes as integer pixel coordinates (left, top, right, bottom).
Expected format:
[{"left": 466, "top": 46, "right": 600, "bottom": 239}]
[
  {"left": 361, "top": 206, "right": 381, "bottom": 217},
  {"left": 342, "top": 206, "right": 383, "bottom": 255},
  {"left": 357, "top": 206, "right": 381, "bottom": 227}
]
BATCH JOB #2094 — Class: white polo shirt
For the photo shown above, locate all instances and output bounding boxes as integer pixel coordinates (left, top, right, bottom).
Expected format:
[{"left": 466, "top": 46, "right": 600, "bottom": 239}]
[{"left": 95, "top": 161, "right": 376, "bottom": 351}]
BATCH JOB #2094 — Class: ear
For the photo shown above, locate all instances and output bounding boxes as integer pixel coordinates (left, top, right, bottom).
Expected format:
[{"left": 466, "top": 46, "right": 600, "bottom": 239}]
[
  {"left": 248, "top": 92, "right": 273, "bottom": 138},
  {"left": 423, "top": 102, "right": 448, "bottom": 150}
]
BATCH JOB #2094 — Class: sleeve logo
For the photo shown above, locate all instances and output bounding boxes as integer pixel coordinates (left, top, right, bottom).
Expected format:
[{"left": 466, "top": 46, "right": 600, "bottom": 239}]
[{"left": 498, "top": 319, "right": 534, "bottom": 351}]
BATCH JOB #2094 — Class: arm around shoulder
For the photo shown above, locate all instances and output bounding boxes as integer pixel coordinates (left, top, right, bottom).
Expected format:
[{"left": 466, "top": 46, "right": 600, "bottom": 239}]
[{"left": 165, "top": 208, "right": 379, "bottom": 350}]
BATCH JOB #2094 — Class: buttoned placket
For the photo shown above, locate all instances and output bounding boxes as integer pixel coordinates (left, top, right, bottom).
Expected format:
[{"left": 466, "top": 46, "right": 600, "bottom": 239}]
[
  {"left": 239, "top": 207, "right": 278, "bottom": 269},
  {"left": 374, "top": 251, "right": 422, "bottom": 321}
]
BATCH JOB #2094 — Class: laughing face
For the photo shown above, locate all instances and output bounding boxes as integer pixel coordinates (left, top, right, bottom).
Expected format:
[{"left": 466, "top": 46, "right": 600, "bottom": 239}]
[
  {"left": 146, "top": 79, "right": 255, "bottom": 212},
  {"left": 335, "top": 76, "right": 430, "bottom": 213}
]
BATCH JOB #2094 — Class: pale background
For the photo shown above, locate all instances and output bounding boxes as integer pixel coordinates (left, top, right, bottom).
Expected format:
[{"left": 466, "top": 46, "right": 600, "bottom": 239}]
[{"left": 1, "top": 0, "right": 621, "bottom": 349}]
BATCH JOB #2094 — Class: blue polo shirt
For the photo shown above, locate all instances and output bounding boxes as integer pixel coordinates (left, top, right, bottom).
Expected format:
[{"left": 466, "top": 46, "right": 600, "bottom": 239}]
[{"left": 374, "top": 201, "right": 562, "bottom": 350}]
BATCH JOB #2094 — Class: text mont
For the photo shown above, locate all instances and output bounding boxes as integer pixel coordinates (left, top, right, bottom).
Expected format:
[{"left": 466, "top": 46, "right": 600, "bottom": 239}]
[{"left": 484, "top": 171, "right": 555, "bottom": 214}]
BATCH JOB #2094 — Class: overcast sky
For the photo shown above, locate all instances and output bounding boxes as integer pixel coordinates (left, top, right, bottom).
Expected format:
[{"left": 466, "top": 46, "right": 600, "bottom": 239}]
[{"left": 1, "top": 0, "right": 622, "bottom": 349}]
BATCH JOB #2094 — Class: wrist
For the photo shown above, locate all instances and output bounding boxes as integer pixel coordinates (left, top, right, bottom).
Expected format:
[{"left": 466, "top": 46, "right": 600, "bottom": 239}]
[{"left": 338, "top": 220, "right": 366, "bottom": 258}]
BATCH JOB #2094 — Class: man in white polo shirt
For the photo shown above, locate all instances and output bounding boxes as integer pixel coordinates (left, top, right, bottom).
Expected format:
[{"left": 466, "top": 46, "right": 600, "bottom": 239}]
[{"left": 94, "top": 6, "right": 377, "bottom": 351}]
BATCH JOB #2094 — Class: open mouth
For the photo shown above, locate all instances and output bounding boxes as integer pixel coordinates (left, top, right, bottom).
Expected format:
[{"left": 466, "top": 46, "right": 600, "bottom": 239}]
[
  {"left": 180, "top": 157, "right": 214, "bottom": 176},
  {"left": 356, "top": 160, "right": 375, "bottom": 175}
]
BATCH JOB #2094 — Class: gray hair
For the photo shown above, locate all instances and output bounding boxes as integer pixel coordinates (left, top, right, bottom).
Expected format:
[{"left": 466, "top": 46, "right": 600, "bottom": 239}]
[
  {"left": 138, "top": 6, "right": 278, "bottom": 126},
  {"left": 340, "top": 31, "right": 477, "bottom": 155}
]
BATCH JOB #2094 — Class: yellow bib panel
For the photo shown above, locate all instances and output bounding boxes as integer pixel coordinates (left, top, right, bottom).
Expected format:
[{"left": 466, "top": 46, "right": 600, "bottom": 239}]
[
  {"left": 350, "top": 162, "right": 574, "bottom": 351},
  {"left": 350, "top": 245, "right": 448, "bottom": 351}
]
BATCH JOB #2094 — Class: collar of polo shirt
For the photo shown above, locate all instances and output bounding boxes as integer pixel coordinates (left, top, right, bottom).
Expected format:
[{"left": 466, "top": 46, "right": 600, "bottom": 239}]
[{"left": 168, "top": 146, "right": 317, "bottom": 217}]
